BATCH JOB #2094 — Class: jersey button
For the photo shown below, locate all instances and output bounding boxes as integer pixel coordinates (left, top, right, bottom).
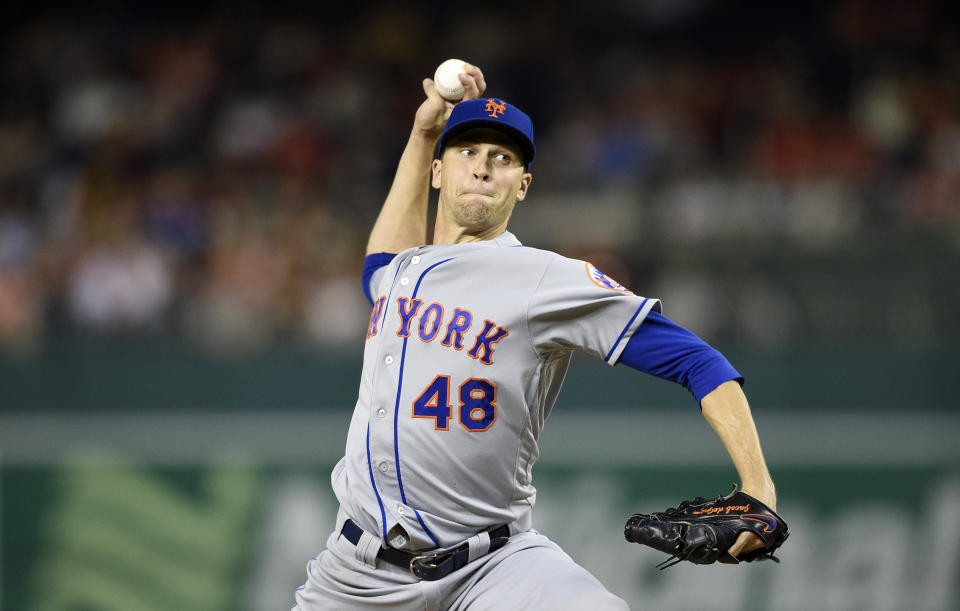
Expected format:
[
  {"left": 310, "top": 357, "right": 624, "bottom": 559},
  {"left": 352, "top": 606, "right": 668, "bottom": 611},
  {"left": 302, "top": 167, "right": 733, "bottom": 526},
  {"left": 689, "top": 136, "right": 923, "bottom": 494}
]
[
  {"left": 397, "top": 506, "right": 405, "bottom": 515},
  {"left": 376, "top": 408, "right": 386, "bottom": 418},
  {"left": 384, "top": 355, "right": 394, "bottom": 365},
  {"left": 400, "top": 277, "right": 409, "bottom": 286},
  {"left": 378, "top": 461, "right": 389, "bottom": 473},
  {"left": 411, "top": 256, "right": 421, "bottom": 265}
]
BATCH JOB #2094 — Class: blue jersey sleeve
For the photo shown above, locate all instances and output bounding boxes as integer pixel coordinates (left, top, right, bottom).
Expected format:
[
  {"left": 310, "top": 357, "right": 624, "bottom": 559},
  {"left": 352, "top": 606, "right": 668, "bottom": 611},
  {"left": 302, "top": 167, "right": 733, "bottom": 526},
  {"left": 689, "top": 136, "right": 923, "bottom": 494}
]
[
  {"left": 617, "top": 310, "right": 743, "bottom": 404},
  {"left": 362, "top": 252, "right": 397, "bottom": 306}
]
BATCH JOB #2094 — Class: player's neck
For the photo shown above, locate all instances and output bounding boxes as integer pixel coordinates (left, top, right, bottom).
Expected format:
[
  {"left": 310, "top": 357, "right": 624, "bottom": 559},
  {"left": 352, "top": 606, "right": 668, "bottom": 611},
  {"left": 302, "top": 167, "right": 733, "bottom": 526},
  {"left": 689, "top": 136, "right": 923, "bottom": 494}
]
[{"left": 432, "top": 221, "right": 508, "bottom": 245}]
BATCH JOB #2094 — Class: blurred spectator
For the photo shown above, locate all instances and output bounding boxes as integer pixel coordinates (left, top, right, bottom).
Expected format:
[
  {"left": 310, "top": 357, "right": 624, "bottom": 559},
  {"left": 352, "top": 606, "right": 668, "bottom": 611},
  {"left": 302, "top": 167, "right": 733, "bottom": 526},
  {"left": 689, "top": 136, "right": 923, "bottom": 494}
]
[
  {"left": 0, "top": 2, "right": 957, "bottom": 356},
  {"left": 301, "top": 275, "right": 370, "bottom": 347},
  {"left": 66, "top": 240, "right": 173, "bottom": 335},
  {"left": 0, "top": 207, "right": 43, "bottom": 354}
]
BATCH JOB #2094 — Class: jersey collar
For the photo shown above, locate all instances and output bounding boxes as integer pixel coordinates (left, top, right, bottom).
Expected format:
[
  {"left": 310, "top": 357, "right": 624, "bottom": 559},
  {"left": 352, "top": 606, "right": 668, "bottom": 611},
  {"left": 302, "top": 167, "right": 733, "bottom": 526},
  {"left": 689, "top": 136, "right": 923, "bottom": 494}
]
[
  {"left": 488, "top": 231, "right": 522, "bottom": 248},
  {"left": 432, "top": 231, "right": 522, "bottom": 251}
]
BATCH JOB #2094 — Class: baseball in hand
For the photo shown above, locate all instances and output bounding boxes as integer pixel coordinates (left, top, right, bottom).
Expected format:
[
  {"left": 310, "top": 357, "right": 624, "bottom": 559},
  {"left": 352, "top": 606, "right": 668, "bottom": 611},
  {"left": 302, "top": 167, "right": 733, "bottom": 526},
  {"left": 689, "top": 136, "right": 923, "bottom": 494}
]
[{"left": 433, "top": 59, "right": 469, "bottom": 101}]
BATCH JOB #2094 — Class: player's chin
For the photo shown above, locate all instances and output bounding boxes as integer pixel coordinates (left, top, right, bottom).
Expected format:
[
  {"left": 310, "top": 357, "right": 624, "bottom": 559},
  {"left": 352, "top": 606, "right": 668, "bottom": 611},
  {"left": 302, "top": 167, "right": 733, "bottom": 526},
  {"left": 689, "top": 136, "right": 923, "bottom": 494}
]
[{"left": 454, "top": 197, "right": 499, "bottom": 224}]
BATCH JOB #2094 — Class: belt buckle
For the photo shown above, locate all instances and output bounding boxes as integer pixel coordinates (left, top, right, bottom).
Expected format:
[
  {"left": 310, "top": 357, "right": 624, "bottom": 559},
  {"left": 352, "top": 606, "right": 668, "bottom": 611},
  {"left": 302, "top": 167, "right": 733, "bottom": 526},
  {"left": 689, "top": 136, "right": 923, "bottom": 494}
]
[{"left": 409, "top": 551, "right": 448, "bottom": 580}]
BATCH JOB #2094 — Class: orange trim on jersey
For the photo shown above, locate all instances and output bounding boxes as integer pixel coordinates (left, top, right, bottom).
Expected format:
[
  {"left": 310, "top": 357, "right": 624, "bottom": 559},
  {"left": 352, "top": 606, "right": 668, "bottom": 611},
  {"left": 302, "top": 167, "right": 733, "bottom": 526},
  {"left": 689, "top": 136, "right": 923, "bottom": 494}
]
[
  {"left": 441, "top": 308, "right": 474, "bottom": 350},
  {"left": 412, "top": 374, "right": 452, "bottom": 431},
  {"left": 458, "top": 377, "right": 497, "bottom": 432},
  {"left": 396, "top": 297, "right": 423, "bottom": 338},
  {"left": 467, "top": 319, "right": 509, "bottom": 365},
  {"left": 366, "top": 296, "right": 386, "bottom": 339},
  {"left": 584, "top": 261, "right": 633, "bottom": 294},
  {"left": 418, "top": 302, "right": 444, "bottom": 343}
]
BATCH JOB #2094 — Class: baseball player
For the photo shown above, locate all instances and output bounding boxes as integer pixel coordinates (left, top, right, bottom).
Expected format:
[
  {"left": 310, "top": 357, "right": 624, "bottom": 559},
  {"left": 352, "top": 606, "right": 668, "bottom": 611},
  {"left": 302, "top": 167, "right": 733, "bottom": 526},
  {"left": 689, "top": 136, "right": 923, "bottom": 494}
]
[{"left": 292, "top": 64, "right": 777, "bottom": 610}]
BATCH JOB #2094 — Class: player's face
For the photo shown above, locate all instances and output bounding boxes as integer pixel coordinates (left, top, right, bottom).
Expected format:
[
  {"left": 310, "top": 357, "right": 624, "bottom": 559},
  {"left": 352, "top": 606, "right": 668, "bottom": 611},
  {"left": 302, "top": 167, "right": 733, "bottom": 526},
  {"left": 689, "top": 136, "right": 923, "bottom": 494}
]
[{"left": 432, "top": 129, "right": 532, "bottom": 237}]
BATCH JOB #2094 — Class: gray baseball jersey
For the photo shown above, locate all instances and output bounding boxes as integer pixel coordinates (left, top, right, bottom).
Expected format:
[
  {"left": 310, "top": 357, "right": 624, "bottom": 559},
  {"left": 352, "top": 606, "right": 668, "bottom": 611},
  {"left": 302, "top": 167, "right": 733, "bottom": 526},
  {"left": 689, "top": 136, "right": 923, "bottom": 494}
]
[{"left": 333, "top": 230, "right": 661, "bottom": 551}]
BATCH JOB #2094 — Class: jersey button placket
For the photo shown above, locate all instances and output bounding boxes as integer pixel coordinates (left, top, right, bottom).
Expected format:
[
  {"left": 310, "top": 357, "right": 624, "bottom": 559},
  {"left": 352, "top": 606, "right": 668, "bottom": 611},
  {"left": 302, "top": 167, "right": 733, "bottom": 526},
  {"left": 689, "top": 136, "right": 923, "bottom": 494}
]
[{"left": 372, "top": 257, "right": 414, "bottom": 524}]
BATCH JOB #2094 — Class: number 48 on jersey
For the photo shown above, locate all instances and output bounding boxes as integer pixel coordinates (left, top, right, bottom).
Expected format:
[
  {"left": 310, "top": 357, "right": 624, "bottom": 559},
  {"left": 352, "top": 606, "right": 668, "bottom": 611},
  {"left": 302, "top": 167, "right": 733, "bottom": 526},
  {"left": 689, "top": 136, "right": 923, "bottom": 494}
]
[{"left": 412, "top": 375, "right": 497, "bottom": 432}]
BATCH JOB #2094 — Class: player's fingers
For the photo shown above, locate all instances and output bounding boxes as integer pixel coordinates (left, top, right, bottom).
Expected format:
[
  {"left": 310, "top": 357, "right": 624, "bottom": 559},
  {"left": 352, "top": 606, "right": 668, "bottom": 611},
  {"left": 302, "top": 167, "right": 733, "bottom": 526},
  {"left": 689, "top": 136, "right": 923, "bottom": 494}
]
[
  {"left": 423, "top": 78, "right": 455, "bottom": 110},
  {"left": 465, "top": 63, "right": 486, "bottom": 96},
  {"left": 418, "top": 78, "right": 454, "bottom": 126},
  {"left": 728, "top": 531, "right": 765, "bottom": 558},
  {"left": 422, "top": 78, "right": 443, "bottom": 102},
  {"left": 459, "top": 64, "right": 485, "bottom": 101},
  {"left": 459, "top": 73, "right": 479, "bottom": 101}
]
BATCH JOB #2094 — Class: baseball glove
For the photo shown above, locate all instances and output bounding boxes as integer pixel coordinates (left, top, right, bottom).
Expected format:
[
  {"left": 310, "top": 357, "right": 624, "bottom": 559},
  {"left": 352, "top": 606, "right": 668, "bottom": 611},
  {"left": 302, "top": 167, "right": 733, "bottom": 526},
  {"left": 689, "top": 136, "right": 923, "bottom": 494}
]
[{"left": 624, "top": 486, "right": 788, "bottom": 569}]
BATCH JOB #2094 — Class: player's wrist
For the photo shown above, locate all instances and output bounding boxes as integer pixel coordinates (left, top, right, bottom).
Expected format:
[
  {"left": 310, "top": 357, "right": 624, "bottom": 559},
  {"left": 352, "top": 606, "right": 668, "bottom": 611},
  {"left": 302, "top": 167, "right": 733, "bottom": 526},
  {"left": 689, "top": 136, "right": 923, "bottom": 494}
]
[
  {"left": 740, "top": 482, "right": 776, "bottom": 509},
  {"left": 411, "top": 97, "right": 449, "bottom": 140},
  {"left": 394, "top": 128, "right": 443, "bottom": 168},
  {"left": 411, "top": 123, "right": 444, "bottom": 143}
]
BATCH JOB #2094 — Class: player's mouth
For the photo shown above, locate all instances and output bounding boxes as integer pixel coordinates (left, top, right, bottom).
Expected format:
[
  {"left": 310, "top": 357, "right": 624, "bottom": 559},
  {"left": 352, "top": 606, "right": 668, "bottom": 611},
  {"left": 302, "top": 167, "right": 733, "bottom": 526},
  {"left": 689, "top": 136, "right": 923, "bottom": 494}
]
[{"left": 459, "top": 189, "right": 496, "bottom": 198}]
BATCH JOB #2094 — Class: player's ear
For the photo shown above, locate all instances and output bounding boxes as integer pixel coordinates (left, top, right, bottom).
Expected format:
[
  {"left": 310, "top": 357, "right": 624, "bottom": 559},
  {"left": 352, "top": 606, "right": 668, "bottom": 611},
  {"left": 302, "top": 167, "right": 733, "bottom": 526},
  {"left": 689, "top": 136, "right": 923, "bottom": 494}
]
[
  {"left": 431, "top": 159, "right": 443, "bottom": 189},
  {"left": 515, "top": 172, "right": 532, "bottom": 202}
]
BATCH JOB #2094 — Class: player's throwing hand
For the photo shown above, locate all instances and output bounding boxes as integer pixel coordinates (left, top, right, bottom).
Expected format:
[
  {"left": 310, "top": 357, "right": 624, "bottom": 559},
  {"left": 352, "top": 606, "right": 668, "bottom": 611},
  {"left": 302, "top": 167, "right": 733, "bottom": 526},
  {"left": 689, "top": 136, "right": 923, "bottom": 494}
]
[{"left": 414, "top": 63, "right": 486, "bottom": 137}]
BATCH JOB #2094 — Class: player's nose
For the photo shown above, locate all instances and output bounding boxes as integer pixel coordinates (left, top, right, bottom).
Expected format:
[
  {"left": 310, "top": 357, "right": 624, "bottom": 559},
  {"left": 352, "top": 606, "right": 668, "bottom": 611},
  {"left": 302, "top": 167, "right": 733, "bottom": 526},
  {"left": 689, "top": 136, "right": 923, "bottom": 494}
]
[{"left": 471, "top": 156, "right": 491, "bottom": 181}]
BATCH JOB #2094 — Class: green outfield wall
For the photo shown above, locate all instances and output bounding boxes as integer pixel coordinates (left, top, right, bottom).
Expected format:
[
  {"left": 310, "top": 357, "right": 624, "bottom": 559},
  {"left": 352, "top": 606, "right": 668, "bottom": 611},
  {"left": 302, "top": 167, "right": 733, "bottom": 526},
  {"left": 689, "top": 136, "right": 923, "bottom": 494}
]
[
  {"left": 2, "top": 407, "right": 958, "bottom": 611},
  {"left": 1, "top": 342, "right": 957, "bottom": 411},
  {"left": 1, "top": 344, "right": 958, "bottom": 610}
]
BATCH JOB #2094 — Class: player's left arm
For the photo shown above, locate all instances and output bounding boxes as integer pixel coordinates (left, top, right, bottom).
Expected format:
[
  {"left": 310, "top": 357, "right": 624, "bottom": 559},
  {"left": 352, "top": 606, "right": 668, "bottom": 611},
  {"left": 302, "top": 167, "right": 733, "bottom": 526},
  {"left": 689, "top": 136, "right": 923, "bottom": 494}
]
[
  {"left": 616, "top": 310, "right": 775, "bottom": 556},
  {"left": 700, "top": 381, "right": 776, "bottom": 508}
]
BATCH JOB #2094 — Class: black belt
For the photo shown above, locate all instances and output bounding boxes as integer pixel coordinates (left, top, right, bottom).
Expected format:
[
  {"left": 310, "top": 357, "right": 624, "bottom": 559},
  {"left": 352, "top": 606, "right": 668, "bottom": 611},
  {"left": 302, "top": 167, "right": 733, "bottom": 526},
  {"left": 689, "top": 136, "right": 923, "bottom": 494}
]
[{"left": 340, "top": 519, "right": 510, "bottom": 581}]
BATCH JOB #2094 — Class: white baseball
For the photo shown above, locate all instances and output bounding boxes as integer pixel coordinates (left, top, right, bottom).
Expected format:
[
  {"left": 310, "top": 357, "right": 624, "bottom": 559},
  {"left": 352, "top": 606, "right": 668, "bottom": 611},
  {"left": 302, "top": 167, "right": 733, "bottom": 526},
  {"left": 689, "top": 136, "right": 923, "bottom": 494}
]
[{"left": 433, "top": 59, "right": 469, "bottom": 101}]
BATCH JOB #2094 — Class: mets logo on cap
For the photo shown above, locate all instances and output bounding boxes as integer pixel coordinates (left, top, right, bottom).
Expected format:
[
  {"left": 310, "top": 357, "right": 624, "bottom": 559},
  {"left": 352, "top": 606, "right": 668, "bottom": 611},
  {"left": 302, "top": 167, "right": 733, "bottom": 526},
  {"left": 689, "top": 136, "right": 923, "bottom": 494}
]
[
  {"left": 585, "top": 262, "right": 632, "bottom": 293},
  {"left": 485, "top": 99, "right": 506, "bottom": 118}
]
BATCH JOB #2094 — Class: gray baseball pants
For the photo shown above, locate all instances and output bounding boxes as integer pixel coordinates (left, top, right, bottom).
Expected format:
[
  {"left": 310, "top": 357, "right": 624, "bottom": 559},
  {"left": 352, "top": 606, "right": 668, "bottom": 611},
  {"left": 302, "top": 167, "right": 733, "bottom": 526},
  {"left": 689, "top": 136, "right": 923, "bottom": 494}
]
[{"left": 292, "top": 512, "right": 629, "bottom": 610}]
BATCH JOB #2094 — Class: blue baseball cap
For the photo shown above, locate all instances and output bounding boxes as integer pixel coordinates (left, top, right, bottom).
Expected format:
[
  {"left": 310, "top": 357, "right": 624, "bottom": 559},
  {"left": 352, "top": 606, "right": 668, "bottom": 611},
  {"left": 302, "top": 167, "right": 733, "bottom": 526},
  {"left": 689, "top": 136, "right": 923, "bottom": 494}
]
[{"left": 437, "top": 98, "right": 536, "bottom": 168}]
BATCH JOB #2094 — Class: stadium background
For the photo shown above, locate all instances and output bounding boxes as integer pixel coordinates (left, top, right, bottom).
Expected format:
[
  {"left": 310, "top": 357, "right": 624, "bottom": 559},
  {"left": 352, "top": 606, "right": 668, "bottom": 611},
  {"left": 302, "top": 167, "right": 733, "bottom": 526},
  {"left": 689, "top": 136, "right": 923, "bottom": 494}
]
[{"left": 0, "top": 2, "right": 958, "bottom": 609}]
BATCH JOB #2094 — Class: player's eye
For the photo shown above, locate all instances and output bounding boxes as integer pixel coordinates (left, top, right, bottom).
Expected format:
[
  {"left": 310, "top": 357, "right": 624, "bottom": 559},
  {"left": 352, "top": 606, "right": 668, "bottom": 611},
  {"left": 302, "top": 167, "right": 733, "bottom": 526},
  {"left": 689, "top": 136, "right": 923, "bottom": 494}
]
[
  {"left": 459, "top": 148, "right": 474, "bottom": 157},
  {"left": 494, "top": 153, "right": 511, "bottom": 163}
]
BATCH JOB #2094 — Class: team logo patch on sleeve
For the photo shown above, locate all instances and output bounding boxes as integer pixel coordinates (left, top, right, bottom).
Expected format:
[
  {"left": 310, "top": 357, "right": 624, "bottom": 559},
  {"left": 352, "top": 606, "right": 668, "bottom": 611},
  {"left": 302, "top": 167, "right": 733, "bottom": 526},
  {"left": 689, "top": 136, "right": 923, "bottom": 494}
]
[{"left": 585, "top": 262, "right": 633, "bottom": 293}]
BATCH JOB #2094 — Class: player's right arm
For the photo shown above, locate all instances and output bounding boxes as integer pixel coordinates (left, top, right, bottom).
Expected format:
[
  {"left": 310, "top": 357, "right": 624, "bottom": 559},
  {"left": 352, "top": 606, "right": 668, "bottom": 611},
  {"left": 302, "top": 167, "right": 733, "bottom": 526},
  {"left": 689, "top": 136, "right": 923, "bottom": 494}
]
[{"left": 365, "top": 66, "right": 486, "bottom": 255}]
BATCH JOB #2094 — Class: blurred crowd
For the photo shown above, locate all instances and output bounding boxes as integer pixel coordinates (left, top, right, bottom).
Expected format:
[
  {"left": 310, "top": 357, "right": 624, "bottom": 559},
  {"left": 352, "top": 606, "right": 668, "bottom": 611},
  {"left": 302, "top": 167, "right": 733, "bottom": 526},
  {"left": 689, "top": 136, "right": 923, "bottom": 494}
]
[{"left": 0, "top": 2, "right": 957, "bottom": 356}]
